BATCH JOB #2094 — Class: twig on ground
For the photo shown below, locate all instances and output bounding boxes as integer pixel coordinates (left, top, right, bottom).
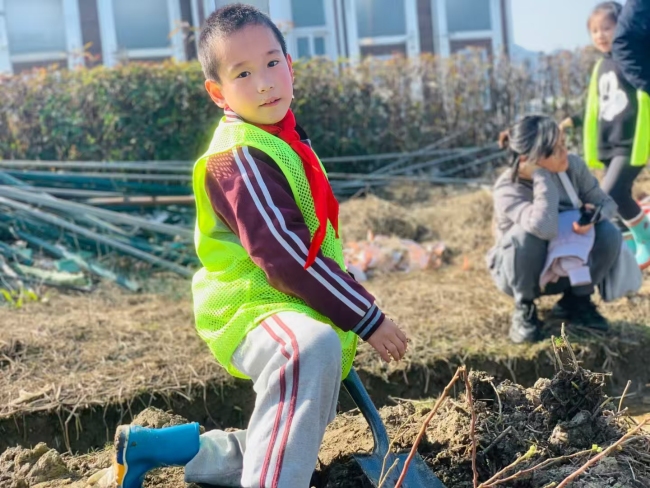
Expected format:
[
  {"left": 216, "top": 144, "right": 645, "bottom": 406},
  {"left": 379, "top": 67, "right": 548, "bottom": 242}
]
[
  {"left": 378, "top": 458, "right": 400, "bottom": 488},
  {"left": 627, "top": 459, "right": 637, "bottom": 481},
  {"left": 394, "top": 366, "right": 464, "bottom": 488},
  {"left": 478, "top": 445, "right": 539, "bottom": 487},
  {"left": 463, "top": 371, "right": 479, "bottom": 488},
  {"left": 551, "top": 334, "right": 565, "bottom": 372},
  {"left": 482, "top": 426, "right": 513, "bottom": 455},
  {"left": 560, "top": 324, "right": 579, "bottom": 367},
  {"left": 480, "top": 447, "right": 597, "bottom": 487},
  {"left": 618, "top": 380, "right": 632, "bottom": 413},
  {"left": 556, "top": 420, "right": 649, "bottom": 488},
  {"left": 488, "top": 380, "right": 503, "bottom": 423},
  {"left": 379, "top": 409, "right": 419, "bottom": 485}
]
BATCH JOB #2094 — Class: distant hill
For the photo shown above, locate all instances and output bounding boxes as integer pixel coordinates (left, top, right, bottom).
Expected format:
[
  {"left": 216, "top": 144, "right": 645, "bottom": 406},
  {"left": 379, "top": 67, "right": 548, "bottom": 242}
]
[{"left": 510, "top": 44, "right": 543, "bottom": 68}]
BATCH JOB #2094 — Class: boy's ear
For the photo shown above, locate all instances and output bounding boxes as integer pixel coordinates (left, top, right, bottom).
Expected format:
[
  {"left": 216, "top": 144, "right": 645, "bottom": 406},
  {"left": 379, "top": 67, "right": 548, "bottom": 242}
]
[
  {"left": 205, "top": 79, "right": 226, "bottom": 108},
  {"left": 287, "top": 53, "right": 294, "bottom": 82}
]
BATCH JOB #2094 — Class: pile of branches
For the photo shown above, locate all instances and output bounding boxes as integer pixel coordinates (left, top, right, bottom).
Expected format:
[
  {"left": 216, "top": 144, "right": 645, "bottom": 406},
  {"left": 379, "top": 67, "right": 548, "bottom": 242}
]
[
  {"left": 0, "top": 166, "right": 195, "bottom": 297},
  {"left": 0, "top": 137, "right": 502, "bottom": 299}
]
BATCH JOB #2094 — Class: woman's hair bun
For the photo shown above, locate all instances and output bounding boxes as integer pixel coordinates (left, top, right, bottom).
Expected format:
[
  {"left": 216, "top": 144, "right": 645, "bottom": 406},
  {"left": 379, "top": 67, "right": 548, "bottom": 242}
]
[{"left": 498, "top": 130, "right": 510, "bottom": 149}]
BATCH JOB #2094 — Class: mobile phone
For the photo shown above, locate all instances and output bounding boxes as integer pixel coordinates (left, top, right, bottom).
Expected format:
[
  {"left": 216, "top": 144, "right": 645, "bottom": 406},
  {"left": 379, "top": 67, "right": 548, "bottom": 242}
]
[{"left": 578, "top": 204, "right": 602, "bottom": 226}]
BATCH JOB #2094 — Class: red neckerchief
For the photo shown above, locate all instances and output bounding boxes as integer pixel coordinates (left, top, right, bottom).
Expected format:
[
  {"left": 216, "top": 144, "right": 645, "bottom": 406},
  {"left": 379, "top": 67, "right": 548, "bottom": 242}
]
[{"left": 251, "top": 109, "right": 339, "bottom": 269}]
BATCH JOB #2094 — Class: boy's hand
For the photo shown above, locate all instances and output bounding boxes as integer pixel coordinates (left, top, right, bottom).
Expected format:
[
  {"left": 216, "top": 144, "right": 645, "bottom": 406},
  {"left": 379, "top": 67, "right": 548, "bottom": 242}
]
[{"left": 366, "top": 317, "right": 408, "bottom": 363}]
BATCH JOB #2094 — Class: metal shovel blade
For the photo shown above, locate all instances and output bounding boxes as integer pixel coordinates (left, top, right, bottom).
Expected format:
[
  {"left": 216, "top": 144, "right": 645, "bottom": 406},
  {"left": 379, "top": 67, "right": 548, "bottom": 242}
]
[
  {"left": 355, "top": 451, "right": 444, "bottom": 488},
  {"left": 342, "top": 369, "right": 446, "bottom": 488}
]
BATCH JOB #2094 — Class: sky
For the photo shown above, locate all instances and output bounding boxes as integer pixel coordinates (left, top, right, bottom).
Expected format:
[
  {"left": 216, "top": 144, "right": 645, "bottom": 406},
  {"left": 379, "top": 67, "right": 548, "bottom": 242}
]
[{"left": 511, "top": 0, "right": 627, "bottom": 53}]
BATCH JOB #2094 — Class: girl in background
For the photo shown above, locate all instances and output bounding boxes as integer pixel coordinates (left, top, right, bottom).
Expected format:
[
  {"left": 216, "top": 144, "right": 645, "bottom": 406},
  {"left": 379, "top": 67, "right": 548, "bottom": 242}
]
[
  {"left": 561, "top": 1, "right": 650, "bottom": 269},
  {"left": 490, "top": 115, "right": 619, "bottom": 343}
]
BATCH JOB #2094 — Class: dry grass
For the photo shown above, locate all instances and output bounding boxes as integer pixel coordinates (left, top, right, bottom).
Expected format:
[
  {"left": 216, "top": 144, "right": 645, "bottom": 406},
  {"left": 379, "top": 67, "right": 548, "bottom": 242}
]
[
  {"left": 2, "top": 174, "right": 650, "bottom": 427},
  {"left": 0, "top": 286, "right": 222, "bottom": 420}
]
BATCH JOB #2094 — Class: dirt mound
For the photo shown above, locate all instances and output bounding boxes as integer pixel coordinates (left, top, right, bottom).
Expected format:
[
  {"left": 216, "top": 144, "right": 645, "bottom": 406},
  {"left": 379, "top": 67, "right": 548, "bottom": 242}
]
[
  {"left": 0, "top": 408, "right": 199, "bottom": 488},
  {"left": 0, "top": 443, "right": 75, "bottom": 488},
  {"left": 130, "top": 407, "right": 198, "bottom": 431},
  {"left": 318, "top": 346, "right": 650, "bottom": 488},
  {"left": 3, "top": 357, "right": 648, "bottom": 488},
  {"left": 338, "top": 195, "right": 432, "bottom": 242}
]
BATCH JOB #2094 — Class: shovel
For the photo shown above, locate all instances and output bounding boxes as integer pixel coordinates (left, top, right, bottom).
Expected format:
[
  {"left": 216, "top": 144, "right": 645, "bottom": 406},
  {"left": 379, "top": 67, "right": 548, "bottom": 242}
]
[{"left": 342, "top": 368, "right": 446, "bottom": 488}]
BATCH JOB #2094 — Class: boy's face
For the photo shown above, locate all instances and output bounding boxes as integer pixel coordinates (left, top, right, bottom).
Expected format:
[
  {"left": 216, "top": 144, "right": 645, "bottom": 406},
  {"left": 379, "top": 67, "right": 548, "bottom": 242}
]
[
  {"left": 589, "top": 12, "right": 616, "bottom": 54},
  {"left": 205, "top": 24, "right": 294, "bottom": 125}
]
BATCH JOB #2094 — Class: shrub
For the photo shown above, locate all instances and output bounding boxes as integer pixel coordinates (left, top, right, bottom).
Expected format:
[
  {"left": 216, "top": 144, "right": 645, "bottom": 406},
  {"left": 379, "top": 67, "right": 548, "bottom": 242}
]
[{"left": 0, "top": 49, "right": 598, "bottom": 162}]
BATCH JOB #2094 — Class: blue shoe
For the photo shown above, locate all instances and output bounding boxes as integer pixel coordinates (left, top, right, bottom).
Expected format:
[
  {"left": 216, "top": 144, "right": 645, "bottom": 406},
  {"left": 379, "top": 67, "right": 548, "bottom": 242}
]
[
  {"left": 626, "top": 214, "right": 650, "bottom": 270},
  {"left": 114, "top": 423, "right": 200, "bottom": 488},
  {"left": 635, "top": 242, "right": 650, "bottom": 270},
  {"left": 623, "top": 231, "right": 637, "bottom": 254}
]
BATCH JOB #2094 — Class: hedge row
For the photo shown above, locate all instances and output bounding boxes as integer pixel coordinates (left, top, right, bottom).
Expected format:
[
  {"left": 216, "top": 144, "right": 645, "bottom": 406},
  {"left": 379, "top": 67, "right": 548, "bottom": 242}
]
[{"left": 0, "top": 49, "right": 597, "bottom": 162}]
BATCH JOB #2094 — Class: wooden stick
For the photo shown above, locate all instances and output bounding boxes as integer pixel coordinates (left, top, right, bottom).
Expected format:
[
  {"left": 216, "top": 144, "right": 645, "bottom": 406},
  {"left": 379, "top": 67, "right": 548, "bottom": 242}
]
[
  {"left": 481, "top": 447, "right": 597, "bottom": 487},
  {"left": 394, "top": 367, "right": 464, "bottom": 488},
  {"left": 463, "top": 371, "right": 479, "bottom": 488},
  {"left": 85, "top": 195, "right": 195, "bottom": 207},
  {"left": 482, "top": 426, "right": 513, "bottom": 455},
  {"left": 0, "top": 185, "right": 192, "bottom": 238},
  {"left": 326, "top": 171, "right": 487, "bottom": 185},
  {"left": 618, "top": 380, "right": 632, "bottom": 413},
  {"left": 556, "top": 420, "right": 649, "bottom": 488}
]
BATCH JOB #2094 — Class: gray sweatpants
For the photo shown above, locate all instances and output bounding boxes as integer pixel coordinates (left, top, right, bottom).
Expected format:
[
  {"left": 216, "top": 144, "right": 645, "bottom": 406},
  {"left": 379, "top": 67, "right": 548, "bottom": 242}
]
[
  {"left": 184, "top": 311, "right": 342, "bottom": 488},
  {"left": 488, "top": 220, "right": 621, "bottom": 303}
]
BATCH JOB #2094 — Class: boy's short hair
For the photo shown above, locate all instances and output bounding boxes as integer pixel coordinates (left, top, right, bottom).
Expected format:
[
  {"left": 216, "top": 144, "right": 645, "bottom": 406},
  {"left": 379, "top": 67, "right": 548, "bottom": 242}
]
[{"left": 198, "top": 4, "right": 288, "bottom": 82}]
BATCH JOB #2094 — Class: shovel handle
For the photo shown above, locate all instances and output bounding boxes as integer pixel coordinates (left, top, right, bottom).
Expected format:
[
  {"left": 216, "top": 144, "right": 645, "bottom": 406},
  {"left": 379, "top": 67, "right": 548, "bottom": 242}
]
[{"left": 342, "top": 368, "right": 391, "bottom": 454}]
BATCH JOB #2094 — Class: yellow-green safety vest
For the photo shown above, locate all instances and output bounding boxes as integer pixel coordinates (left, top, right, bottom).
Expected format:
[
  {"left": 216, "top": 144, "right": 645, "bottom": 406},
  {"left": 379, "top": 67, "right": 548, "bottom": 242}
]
[
  {"left": 191, "top": 118, "right": 357, "bottom": 379},
  {"left": 584, "top": 58, "right": 650, "bottom": 169}
]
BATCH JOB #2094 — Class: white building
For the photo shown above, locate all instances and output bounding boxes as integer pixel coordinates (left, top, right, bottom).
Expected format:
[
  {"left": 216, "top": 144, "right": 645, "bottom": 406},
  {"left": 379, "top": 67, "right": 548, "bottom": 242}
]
[{"left": 0, "top": 0, "right": 514, "bottom": 74}]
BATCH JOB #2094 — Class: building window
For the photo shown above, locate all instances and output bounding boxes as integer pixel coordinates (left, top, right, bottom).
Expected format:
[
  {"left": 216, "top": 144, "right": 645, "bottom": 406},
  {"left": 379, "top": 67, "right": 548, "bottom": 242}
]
[
  {"left": 5, "top": 0, "right": 67, "bottom": 56},
  {"left": 98, "top": 0, "right": 185, "bottom": 66},
  {"left": 313, "top": 36, "right": 326, "bottom": 56},
  {"left": 297, "top": 37, "right": 310, "bottom": 58},
  {"left": 445, "top": 0, "right": 491, "bottom": 32},
  {"left": 290, "top": 0, "right": 330, "bottom": 59},
  {"left": 113, "top": 0, "right": 171, "bottom": 50},
  {"left": 291, "top": 0, "right": 325, "bottom": 27},
  {"left": 296, "top": 35, "right": 327, "bottom": 59},
  {"left": 356, "top": 0, "right": 406, "bottom": 38}
]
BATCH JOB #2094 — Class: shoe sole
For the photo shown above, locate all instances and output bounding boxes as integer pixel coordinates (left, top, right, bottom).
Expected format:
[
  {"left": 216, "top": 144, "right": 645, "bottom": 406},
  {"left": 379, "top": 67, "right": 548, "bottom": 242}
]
[{"left": 114, "top": 426, "right": 129, "bottom": 487}]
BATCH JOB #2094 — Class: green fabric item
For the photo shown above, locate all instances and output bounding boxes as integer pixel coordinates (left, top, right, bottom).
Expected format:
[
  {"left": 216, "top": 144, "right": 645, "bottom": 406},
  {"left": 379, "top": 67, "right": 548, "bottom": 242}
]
[
  {"left": 192, "top": 118, "right": 357, "bottom": 380},
  {"left": 584, "top": 59, "right": 650, "bottom": 169}
]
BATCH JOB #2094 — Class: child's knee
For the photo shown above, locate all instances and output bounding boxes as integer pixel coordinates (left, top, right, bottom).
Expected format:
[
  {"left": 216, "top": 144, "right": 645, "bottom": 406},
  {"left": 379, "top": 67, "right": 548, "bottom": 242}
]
[
  {"left": 594, "top": 220, "right": 623, "bottom": 255},
  {"left": 511, "top": 225, "right": 548, "bottom": 252},
  {"left": 286, "top": 316, "right": 342, "bottom": 371}
]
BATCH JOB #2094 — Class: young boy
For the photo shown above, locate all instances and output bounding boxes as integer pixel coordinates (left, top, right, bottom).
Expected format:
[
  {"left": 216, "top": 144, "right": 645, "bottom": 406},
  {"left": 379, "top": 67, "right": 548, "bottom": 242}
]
[{"left": 103, "top": 5, "right": 407, "bottom": 488}]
